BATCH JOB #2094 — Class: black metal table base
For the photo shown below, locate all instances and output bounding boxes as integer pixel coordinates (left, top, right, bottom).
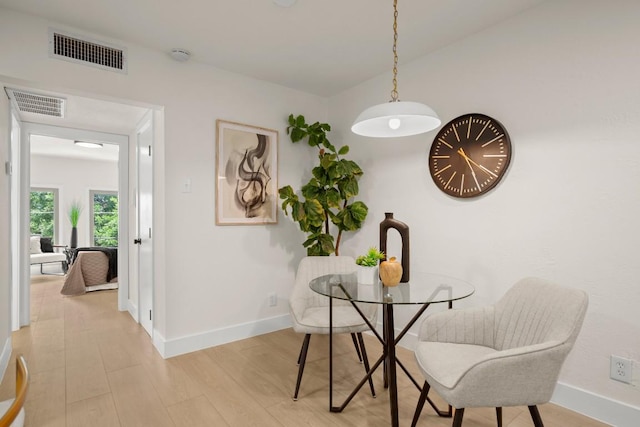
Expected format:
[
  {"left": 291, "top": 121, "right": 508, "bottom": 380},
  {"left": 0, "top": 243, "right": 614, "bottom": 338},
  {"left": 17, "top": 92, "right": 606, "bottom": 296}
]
[{"left": 328, "top": 290, "right": 452, "bottom": 426}]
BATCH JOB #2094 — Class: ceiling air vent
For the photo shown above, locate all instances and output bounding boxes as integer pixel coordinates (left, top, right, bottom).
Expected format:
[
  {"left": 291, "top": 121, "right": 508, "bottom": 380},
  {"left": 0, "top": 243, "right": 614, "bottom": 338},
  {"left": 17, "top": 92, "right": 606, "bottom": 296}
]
[
  {"left": 5, "top": 89, "right": 66, "bottom": 118},
  {"left": 49, "top": 29, "right": 127, "bottom": 73}
]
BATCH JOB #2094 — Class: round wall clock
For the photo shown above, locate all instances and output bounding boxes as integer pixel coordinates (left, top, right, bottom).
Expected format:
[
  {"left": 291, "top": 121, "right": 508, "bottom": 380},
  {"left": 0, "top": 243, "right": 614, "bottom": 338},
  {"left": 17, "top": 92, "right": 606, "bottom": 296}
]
[{"left": 428, "top": 113, "right": 512, "bottom": 198}]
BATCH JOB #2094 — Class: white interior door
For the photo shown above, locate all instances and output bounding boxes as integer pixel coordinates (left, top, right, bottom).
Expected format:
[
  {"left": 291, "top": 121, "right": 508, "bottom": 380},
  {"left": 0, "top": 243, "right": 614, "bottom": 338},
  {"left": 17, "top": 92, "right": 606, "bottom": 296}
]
[{"left": 137, "top": 113, "right": 153, "bottom": 336}]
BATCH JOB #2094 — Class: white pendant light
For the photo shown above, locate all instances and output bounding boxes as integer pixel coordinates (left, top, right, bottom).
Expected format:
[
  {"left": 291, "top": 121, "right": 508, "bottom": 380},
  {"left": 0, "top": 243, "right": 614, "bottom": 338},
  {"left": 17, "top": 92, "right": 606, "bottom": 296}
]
[{"left": 351, "top": 0, "right": 441, "bottom": 138}]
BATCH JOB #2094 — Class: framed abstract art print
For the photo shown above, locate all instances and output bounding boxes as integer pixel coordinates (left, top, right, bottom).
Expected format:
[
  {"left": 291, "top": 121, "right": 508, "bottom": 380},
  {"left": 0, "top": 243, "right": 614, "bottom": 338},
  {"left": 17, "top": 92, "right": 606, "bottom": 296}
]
[{"left": 216, "top": 120, "right": 278, "bottom": 225}]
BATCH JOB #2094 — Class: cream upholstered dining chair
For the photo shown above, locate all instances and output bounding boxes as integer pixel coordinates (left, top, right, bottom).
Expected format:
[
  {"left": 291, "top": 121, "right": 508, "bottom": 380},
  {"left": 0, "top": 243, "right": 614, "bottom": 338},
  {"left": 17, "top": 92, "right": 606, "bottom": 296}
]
[
  {"left": 289, "top": 256, "right": 377, "bottom": 400},
  {"left": 0, "top": 355, "right": 29, "bottom": 427},
  {"left": 411, "top": 277, "right": 588, "bottom": 427}
]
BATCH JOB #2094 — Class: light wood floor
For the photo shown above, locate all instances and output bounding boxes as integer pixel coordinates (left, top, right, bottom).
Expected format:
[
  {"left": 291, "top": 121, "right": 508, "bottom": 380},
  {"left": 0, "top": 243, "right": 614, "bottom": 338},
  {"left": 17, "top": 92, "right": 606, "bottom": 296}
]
[{"left": 0, "top": 275, "right": 609, "bottom": 427}]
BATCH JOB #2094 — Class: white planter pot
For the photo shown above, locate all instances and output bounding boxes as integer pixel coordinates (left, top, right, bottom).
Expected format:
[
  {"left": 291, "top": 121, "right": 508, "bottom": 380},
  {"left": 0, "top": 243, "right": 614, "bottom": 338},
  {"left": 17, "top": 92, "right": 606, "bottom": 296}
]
[{"left": 356, "top": 265, "right": 378, "bottom": 285}]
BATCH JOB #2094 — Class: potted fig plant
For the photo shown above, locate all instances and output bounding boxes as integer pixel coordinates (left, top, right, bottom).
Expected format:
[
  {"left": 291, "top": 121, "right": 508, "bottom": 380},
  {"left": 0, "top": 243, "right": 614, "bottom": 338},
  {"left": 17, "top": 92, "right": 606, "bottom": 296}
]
[
  {"left": 355, "top": 247, "right": 385, "bottom": 285},
  {"left": 279, "top": 114, "right": 368, "bottom": 256}
]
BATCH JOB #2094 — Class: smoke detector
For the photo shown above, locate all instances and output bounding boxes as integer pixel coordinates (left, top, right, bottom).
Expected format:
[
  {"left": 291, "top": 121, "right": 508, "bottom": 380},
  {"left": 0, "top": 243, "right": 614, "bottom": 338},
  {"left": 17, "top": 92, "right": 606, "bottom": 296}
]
[{"left": 170, "top": 48, "right": 191, "bottom": 62}]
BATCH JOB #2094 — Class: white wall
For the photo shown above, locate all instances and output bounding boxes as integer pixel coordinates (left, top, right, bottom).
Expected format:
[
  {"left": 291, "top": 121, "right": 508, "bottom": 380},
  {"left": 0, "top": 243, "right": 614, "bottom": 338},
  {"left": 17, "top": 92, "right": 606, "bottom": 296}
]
[
  {"left": 329, "top": 0, "right": 640, "bottom": 421},
  {"left": 30, "top": 154, "right": 118, "bottom": 247},
  {"left": 0, "top": 8, "right": 325, "bottom": 354},
  {"left": 2, "top": 1, "right": 638, "bottom": 423}
]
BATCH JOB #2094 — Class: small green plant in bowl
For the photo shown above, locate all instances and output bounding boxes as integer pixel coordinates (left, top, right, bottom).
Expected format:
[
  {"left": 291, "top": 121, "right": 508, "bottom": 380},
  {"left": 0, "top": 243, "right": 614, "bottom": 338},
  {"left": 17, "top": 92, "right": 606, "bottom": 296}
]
[{"left": 356, "top": 247, "right": 385, "bottom": 267}]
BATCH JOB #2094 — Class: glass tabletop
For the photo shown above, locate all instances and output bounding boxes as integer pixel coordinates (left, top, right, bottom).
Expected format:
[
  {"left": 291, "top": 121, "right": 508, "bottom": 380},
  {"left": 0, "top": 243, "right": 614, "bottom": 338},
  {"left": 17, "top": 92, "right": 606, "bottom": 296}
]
[{"left": 309, "top": 271, "right": 474, "bottom": 305}]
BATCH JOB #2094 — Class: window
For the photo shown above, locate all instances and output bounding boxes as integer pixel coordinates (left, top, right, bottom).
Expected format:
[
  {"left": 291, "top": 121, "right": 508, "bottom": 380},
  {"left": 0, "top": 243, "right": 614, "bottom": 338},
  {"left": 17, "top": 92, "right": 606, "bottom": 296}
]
[
  {"left": 30, "top": 188, "right": 58, "bottom": 240},
  {"left": 90, "top": 191, "right": 118, "bottom": 247}
]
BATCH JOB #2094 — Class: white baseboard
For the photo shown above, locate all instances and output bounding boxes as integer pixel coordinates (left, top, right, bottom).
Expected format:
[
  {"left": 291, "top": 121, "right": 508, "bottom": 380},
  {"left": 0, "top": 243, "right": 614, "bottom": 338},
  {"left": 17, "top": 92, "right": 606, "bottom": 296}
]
[
  {"left": 552, "top": 382, "right": 640, "bottom": 427},
  {"left": 127, "top": 300, "right": 138, "bottom": 322},
  {"left": 154, "top": 314, "right": 292, "bottom": 359},
  {"left": 0, "top": 337, "right": 12, "bottom": 383},
  {"left": 152, "top": 328, "right": 166, "bottom": 357}
]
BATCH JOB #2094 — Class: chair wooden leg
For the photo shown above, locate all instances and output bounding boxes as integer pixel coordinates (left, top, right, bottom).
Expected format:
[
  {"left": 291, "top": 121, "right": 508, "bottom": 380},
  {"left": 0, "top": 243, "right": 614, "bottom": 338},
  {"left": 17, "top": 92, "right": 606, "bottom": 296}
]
[
  {"left": 528, "top": 405, "right": 544, "bottom": 427},
  {"left": 411, "top": 382, "right": 430, "bottom": 427},
  {"left": 351, "top": 333, "right": 363, "bottom": 363},
  {"left": 496, "top": 407, "right": 502, "bottom": 427},
  {"left": 452, "top": 408, "right": 465, "bottom": 427},
  {"left": 293, "top": 334, "right": 311, "bottom": 400},
  {"left": 356, "top": 332, "right": 375, "bottom": 397}
]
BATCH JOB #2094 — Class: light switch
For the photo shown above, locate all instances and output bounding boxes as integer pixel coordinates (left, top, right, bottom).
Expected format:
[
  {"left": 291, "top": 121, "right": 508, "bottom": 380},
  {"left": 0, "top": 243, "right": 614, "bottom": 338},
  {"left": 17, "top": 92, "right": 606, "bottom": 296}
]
[{"left": 181, "top": 178, "right": 192, "bottom": 193}]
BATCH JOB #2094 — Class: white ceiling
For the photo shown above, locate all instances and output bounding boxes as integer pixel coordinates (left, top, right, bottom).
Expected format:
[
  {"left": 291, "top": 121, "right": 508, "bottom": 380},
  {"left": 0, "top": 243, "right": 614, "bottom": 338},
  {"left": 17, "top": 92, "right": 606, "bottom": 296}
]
[
  {"left": 30, "top": 135, "right": 120, "bottom": 162},
  {"left": 2, "top": 0, "right": 547, "bottom": 159},
  {"left": 0, "top": 0, "right": 547, "bottom": 97}
]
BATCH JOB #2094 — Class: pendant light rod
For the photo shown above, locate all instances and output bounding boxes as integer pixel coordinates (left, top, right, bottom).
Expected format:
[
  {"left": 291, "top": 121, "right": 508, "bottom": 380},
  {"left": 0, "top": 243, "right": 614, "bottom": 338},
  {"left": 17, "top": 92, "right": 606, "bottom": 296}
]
[
  {"left": 391, "top": 0, "right": 399, "bottom": 102},
  {"left": 351, "top": 0, "right": 441, "bottom": 138}
]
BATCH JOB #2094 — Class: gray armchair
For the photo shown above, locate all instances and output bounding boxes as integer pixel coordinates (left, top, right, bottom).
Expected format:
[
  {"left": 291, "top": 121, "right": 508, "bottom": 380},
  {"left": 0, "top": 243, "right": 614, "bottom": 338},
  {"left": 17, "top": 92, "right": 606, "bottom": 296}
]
[
  {"left": 411, "top": 277, "right": 588, "bottom": 427},
  {"left": 289, "top": 256, "right": 377, "bottom": 400}
]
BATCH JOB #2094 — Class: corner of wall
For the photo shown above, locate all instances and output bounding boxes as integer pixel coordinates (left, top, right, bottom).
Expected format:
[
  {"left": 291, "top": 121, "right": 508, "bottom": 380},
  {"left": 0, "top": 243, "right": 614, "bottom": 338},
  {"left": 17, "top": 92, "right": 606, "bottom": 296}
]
[{"left": 0, "top": 337, "right": 12, "bottom": 382}]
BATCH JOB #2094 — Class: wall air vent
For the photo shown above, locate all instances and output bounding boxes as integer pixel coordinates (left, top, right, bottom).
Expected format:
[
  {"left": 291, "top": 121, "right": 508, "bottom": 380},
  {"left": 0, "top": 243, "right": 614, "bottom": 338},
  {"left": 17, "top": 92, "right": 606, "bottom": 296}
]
[
  {"left": 49, "top": 29, "right": 127, "bottom": 73},
  {"left": 5, "top": 89, "right": 66, "bottom": 118}
]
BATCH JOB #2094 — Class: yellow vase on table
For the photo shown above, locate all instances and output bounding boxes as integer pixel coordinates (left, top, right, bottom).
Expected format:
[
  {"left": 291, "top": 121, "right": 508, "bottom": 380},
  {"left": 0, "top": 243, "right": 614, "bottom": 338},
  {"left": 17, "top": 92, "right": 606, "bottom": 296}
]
[{"left": 379, "top": 257, "right": 403, "bottom": 287}]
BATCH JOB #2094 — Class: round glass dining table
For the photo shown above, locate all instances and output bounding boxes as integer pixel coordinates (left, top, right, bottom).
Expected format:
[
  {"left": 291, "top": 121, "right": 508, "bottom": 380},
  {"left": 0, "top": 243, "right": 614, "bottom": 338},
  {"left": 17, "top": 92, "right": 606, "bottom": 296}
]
[{"left": 309, "top": 271, "right": 475, "bottom": 427}]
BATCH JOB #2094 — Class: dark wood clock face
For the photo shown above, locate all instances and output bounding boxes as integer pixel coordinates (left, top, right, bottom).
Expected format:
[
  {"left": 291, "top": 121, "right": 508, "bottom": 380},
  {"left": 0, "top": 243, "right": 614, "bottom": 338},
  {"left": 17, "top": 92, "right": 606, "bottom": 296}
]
[{"left": 429, "top": 113, "right": 512, "bottom": 198}]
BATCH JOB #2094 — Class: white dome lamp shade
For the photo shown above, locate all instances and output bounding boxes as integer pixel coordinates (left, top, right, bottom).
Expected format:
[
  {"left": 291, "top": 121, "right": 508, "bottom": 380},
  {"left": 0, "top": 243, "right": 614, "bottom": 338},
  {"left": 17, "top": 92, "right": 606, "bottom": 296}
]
[
  {"left": 351, "top": 101, "right": 440, "bottom": 138},
  {"left": 351, "top": 0, "right": 441, "bottom": 138}
]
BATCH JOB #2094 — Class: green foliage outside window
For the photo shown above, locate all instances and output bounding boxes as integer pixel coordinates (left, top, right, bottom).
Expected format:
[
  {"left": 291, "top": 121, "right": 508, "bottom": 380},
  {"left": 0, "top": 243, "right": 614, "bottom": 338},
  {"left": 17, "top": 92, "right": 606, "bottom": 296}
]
[
  {"left": 30, "top": 190, "right": 55, "bottom": 238},
  {"left": 93, "top": 193, "right": 118, "bottom": 247}
]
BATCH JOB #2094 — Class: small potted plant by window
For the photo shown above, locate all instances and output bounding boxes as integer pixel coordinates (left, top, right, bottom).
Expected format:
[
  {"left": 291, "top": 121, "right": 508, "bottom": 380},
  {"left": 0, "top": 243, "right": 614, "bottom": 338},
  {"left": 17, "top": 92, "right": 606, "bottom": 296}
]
[
  {"left": 355, "top": 247, "right": 385, "bottom": 285},
  {"left": 68, "top": 200, "right": 82, "bottom": 249}
]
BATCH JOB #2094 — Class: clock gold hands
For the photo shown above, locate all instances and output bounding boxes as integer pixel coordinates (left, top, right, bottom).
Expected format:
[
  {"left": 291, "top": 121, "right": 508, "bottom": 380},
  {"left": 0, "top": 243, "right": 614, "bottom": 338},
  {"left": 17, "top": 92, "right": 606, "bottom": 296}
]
[
  {"left": 457, "top": 148, "right": 498, "bottom": 179},
  {"left": 459, "top": 149, "right": 482, "bottom": 192}
]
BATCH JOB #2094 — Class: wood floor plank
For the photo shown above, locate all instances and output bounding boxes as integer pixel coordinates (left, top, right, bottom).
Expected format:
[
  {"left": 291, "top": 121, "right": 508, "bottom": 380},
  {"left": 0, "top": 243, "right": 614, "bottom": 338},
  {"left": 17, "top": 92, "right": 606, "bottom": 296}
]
[
  {"left": 176, "top": 351, "right": 284, "bottom": 426},
  {"left": 166, "top": 394, "right": 229, "bottom": 427},
  {"left": 106, "top": 365, "right": 174, "bottom": 427},
  {"left": 66, "top": 393, "right": 121, "bottom": 427},
  {"left": 24, "top": 367, "right": 67, "bottom": 427},
  {"left": 66, "top": 361, "right": 111, "bottom": 404},
  {"left": 142, "top": 355, "right": 205, "bottom": 407},
  {"left": 97, "top": 335, "right": 145, "bottom": 373},
  {"left": 28, "top": 343, "right": 66, "bottom": 374}
]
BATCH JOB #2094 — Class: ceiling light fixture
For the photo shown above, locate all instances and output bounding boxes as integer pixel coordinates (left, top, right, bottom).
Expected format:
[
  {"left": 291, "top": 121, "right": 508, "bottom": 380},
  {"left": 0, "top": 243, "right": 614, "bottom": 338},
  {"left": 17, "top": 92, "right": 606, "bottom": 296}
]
[
  {"left": 170, "top": 48, "right": 191, "bottom": 62},
  {"left": 74, "top": 141, "right": 103, "bottom": 149},
  {"left": 351, "top": 0, "right": 441, "bottom": 138}
]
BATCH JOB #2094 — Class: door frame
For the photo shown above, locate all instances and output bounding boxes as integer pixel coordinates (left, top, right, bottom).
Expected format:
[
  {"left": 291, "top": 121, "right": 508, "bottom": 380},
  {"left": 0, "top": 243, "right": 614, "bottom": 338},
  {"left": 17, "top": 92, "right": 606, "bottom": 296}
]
[
  {"left": 9, "top": 107, "right": 21, "bottom": 331},
  {"left": 135, "top": 111, "right": 154, "bottom": 336},
  {"left": 19, "top": 123, "right": 129, "bottom": 324}
]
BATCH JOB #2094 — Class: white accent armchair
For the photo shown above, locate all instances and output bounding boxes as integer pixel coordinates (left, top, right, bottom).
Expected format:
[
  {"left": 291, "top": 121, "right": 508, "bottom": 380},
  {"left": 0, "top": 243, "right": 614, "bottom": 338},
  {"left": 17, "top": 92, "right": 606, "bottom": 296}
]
[
  {"left": 411, "top": 277, "right": 588, "bottom": 427},
  {"left": 289, "top": 256, "right": 377, "bottom": 400}
]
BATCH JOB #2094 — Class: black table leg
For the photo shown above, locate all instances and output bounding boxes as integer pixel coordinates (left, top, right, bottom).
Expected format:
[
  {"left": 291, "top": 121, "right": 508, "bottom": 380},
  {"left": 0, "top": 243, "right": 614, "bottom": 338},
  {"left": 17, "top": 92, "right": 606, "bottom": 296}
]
[
  {"left": 326, "top": 290, "right": 439, "bottom": 425},
  {"left": 329, "top": 294, "right": 334, "bottom": 412},
  {"left": 384, "top": 303, "right": 399, "bottom": 427}
]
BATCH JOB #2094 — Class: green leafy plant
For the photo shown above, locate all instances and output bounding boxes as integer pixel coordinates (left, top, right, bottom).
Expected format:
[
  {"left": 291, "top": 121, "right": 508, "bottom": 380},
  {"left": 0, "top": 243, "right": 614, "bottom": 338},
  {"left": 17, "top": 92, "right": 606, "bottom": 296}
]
[
  {"left": 355, "top": 247, "right": 385, "bottom": 267},
  {"left": 68, "top": 200, "right": 82, "bottom": 228},
  {"left": 279, "top": 114, "right": 368, "bottom": 256}
]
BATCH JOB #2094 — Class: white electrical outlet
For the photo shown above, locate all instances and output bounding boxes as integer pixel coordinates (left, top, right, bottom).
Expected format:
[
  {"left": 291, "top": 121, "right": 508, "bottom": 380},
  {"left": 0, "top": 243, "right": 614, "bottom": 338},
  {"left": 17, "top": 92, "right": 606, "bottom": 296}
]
[
  {"left": 610, "top": 355, "right": 633, "bottom": 384},
  {"left": 268, "top": 293, "right": 277, "bottom": 307}
]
